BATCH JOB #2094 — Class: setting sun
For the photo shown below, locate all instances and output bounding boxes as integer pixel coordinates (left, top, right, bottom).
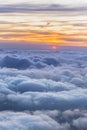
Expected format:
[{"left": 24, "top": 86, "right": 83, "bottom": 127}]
[{"left": 52, "top": 45, "right": 57, "bottom": 50}]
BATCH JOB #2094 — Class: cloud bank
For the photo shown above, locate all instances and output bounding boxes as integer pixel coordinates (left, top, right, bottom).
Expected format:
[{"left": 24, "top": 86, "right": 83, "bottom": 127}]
[{"left": 0, "top": 48, "right": 87, "bottom": 129}]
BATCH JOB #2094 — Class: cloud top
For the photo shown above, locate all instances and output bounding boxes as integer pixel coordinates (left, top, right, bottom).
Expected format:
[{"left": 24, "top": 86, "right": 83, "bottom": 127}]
[{"left": 0, "top": 48, "right": 87, "bottom": 129}]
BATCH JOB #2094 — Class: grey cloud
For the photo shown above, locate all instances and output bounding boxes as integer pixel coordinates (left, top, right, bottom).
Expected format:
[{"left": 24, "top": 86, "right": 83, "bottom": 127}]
[
  {"left": 0, "top": 48, "right": 87, "bottom": 69},
  {"left": 73, "top": 117, "right": 87, "bottom": 129},
  {"left": 0, "top": 111, "right": 60, "bottom": 130},
  {"left": 0, "top": 55, "right": 60, "bottom": 69},
  {"left": 62, "top": 38, "right": 87, "bottom": 43},
  {"left": 0, "top": 3, "right": 87, "bottom": 14},
  {"left": 1, "top": 56, "right": 32, "bottom": 69}
]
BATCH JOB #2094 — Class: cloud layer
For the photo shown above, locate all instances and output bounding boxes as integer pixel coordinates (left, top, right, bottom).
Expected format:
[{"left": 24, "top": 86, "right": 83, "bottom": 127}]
[
  {"left": 0, "top": 3, "right": 87, "bottom": 14},
  {"left": 0, "top": 48, "right": 87, "bottom": 129}
]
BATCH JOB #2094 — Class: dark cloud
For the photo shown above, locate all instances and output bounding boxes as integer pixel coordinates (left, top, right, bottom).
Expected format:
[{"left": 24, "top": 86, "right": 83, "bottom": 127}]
[
  {"left": 0, "top": 55, "right": 60, "bottom": 69},
  {"left": 0, "top": 48, "right": 87, "bottom": 69},
  {"left": 1, "top": 56, "right": 32, "bottom": 69}
]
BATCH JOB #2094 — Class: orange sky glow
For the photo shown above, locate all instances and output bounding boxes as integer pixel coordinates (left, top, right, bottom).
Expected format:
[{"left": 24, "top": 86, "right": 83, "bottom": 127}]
[{"left": 0, "top": 1, "right": 87, "bottom": 47}]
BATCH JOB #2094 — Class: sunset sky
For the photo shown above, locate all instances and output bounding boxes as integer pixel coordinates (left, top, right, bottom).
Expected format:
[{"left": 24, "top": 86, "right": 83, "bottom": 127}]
[{"left": 0, "top": 0, "right": 87, "bottom": 48}]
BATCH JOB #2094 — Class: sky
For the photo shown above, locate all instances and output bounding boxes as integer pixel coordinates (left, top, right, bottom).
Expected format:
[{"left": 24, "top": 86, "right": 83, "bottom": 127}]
[{"left": 0, "top": 0, "right": 87, "bottom": 48}]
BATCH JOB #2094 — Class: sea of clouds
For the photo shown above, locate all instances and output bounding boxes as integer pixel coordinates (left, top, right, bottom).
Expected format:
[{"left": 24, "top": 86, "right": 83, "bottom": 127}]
[{"left": 0, "top": 48, "right": 87, "bottom": 130}]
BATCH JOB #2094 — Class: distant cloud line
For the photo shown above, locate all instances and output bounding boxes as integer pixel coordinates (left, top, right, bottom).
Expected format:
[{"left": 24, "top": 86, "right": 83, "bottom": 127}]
[{"left": 0, "top": 4, "right": 87, "bottom": 13}]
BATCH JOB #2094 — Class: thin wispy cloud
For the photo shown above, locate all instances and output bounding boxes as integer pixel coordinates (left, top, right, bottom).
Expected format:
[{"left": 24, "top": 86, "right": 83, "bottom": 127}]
[
  {"left": 0, "top": 3, "right": 87, "bottom": 13},
  {"left": 0, "top": 0, "right": 87, "bottom": 46}
]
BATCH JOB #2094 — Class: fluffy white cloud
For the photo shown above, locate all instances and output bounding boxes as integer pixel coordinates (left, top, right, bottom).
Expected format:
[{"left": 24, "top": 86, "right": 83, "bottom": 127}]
[{"left": 0, "top": 112, "right": 60, "bottom": 130}]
